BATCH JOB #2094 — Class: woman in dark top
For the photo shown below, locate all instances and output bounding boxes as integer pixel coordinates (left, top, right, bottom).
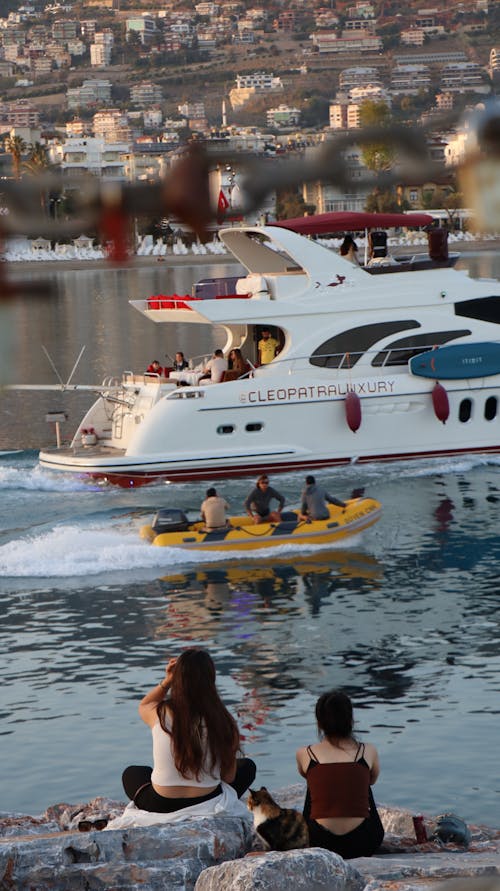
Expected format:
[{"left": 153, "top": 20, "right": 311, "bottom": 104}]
[{"left": 296, "top": 690, "right": 384, "bottom": 859}]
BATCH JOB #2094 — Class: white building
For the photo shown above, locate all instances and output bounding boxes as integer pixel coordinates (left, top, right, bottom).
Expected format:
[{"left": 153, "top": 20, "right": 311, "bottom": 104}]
[
  {"left": 390, "top": 64, "right": 431, "bottom": 95},
  {"left": 349, "top": 84, "right": 391, "bottom": 104},
  {"left": 266, "top": 104, "right": 301, "bottom": 128},
  {"left": 441, "top": 62, "right": 489, "bottom": 94},
  {"left": 49, "top": 136, "right": 130, "bottom": 181},
  {"left": 235, "top": 72, "right": 283, "bottom": 90},
  {"left": 339, "top": 66, "right": 381, "bottom": 90},
  {"left": 302, "top": 143, "right": 370, "bottom": 211},
  {"left": 311, "top": 30, "right": 382, "bottom": 54}
]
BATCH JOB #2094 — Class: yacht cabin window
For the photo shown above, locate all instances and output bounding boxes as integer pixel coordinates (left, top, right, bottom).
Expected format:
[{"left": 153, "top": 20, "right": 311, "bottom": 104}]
[
  {"left": 459, "top": 399, "right": 473, "bottom": 423},
  {"left": 372, "top": 329, "right": 472, "bottom": 368},
  {"left": 485, "top": 397, "right": 497, "bottom": 421},
  {"left": 309, "top": 321, "right": 420, "bottom": 369}
]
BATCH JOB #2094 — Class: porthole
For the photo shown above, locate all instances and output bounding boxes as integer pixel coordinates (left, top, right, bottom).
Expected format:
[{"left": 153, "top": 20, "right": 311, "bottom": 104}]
[
  {"left": 245, "top": 422, "right": 263, "bottom": 432},
  {"left": 217, "top": 424, "right": 235, "bottom": 434},
  {"left": 485, "top": 396, "right": 497, "bottom": 421},
  {"left": 459, "top": 399, "right": 472, "bottom": 423}
]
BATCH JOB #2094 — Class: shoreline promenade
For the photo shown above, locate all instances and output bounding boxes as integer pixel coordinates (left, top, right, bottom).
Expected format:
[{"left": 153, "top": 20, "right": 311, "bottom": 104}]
[{"left": 3, "top": 234, "right": 499, "bottom": 276}]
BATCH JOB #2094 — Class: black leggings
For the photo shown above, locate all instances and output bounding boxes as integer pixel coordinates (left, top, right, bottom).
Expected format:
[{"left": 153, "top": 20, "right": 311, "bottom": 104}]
[
  {"left": 122, "top": 757, "right": 256, "bottom": 814},
  {"left": 303, "top": 786, "right": 384, "bottom": 859}
]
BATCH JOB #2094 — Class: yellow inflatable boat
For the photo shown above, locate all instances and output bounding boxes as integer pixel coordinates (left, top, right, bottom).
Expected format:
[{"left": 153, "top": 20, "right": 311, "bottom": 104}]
[{"left": 140, "top": 497, "right": 381, "bottom": 552}]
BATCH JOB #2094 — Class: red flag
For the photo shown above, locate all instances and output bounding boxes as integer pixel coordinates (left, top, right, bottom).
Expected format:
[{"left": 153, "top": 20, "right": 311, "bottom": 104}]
[
  {"left": 218, "top": 189, "right": 230, "bottom": 211},
  {"left": 217, "top": 189, "right": 230, "bottom": 223}
]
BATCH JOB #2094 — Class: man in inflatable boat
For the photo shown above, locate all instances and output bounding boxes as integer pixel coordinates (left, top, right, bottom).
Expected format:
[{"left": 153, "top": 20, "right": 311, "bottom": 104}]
[{"left": 299, "top": 476, "right": 346, "bottom": 522}]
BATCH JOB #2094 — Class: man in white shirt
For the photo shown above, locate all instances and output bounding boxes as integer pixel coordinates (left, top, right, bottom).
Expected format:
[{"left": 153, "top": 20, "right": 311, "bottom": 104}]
[
  {"left": 200, "top": 487, "right": 230, "bottom": 531},
  {"left": 199, "top": 349, "right": 228, "bottom": 383}
]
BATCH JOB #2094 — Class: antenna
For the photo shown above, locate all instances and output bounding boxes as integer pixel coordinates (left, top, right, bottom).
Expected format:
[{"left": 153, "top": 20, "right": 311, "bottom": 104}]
[
  {"left": 42, "top": 344, "right": 86, "bottom": 389},
  {"left": 65, "top": 346, "right": 86, "bottom": 387},
  {"left": 42, "top": 345, "right": 64, "bottom": 385}
]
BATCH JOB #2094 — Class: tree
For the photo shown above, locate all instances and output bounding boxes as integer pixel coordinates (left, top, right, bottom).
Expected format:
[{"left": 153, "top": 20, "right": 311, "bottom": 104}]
[
  {"left": 22, "top": 142, "right": 54, "bottom": 214},
  {"left": 276, "top": 189, "right": 315, "bottom": 219},
  {"left": 358, "top": 100, "right": 395, "bottom": 173},
  {"left": 365, "top": 189, "right": 402, "bottom": 213},
  {"left": 4, "top": 133, "right": 27, "bottom": 180}
]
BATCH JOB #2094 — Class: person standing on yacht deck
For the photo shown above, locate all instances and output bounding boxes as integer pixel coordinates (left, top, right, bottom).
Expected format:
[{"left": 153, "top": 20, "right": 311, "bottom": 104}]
[
  {"left": 244, "top": 474, "right": 285, "bottom": 524},
  {"left": 299, "top": 475, "right": 346, "bottom": 521},
  {"left": 258, "top": 329, "right": 279, "bottom": 366},
  {"left": 201, "top": 487, "right": 230, "bottom": 532}
]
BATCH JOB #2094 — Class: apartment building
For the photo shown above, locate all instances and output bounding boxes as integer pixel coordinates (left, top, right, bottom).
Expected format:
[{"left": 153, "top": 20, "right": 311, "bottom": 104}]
[
  {"left": 266, "top": 104, "right": 301, "bottom": 127},
  {"left": 126, "top": 15, "right": 157, "bottom": 45},
  {"left": 441, "top": 61, "right": 489, "bottom": 93},
  {"left": 131, "top": 82, "right": 163, "bottom": 107},
  {"left": 93, "top": 109, "right": 132, "bottom": 143},
  {"left": 67, "top": 78, "right": 112, "bottom": 110},
  {"left": 50, "top": 136, "right": 129, "bottom": 181},
  {"left": 390, "top": 64, "right": 431, "bottom": 95},
  {"left": 311, "top": 31, "right": 382, "bottom": 54},
  {"left": 339, "top": 66, "right": 381, "bottom": 91}
]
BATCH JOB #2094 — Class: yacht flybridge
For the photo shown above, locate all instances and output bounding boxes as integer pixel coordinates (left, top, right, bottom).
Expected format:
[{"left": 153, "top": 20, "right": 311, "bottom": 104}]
[{"left": 37, "top": 214, "right": 500, "bottom": 486}]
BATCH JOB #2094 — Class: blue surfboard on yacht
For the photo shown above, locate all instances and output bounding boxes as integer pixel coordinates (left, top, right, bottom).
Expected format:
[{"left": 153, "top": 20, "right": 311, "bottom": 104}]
[{"left": 410, "top": 342, "right": 500, "bottom": 380}]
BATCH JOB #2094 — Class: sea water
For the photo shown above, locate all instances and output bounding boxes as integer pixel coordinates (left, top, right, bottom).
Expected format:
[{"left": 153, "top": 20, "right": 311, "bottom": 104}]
[{"left": 0, "top": 254, "right": 499, "bottom": 825}]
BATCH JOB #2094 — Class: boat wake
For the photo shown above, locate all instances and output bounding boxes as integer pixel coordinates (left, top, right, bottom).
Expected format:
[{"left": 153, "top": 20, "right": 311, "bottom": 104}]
[
  {"left": 0, "top": 462, "right": 100, "bottom": 492},
  {"left": 0, "top": 520, "right": 359, "bottom": 583}
]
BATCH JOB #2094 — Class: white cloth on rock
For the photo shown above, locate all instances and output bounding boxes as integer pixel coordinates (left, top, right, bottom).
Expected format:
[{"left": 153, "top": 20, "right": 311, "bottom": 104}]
[{"left": 104, "top": 782, "right": 251, "bottom": 830}]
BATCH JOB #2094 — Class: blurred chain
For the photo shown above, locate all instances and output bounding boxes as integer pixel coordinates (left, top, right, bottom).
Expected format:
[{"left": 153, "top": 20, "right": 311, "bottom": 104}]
[{"left": 1, "top": 103, "right": 500, "bottom": 284}]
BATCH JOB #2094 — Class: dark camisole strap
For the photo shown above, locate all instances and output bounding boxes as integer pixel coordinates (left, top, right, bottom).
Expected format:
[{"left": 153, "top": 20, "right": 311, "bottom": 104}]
[
  {"left": 307, "top": 745, "right": 319, "bottom": 763},
  {"left": 354, "top": 742, "right": 365, "bottom": 762}
]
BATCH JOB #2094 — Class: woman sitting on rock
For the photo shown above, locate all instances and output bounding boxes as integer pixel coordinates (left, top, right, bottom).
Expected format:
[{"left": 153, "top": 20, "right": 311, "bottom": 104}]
[
  {"left": 122, "top": 648, "right": 256, "bottom": 813},
  {"left": 296, "top": 689, "right": 384, "bottom": 858}
]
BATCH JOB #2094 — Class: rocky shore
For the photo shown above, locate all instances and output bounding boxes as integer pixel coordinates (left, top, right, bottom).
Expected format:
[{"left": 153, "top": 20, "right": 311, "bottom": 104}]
[{"left": 1, "top": 786, "right": 499, "bottom": 891}]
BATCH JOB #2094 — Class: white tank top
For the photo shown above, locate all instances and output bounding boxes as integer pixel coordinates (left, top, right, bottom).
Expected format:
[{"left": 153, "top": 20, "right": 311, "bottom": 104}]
[{"left": 150, "top": 719, "right": 222, "bottom": 787}]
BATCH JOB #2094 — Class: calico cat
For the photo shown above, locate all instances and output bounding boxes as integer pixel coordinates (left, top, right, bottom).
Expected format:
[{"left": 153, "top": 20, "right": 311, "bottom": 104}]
[{"left": 247, "top": 787, "right": 309, "bottom": 852}]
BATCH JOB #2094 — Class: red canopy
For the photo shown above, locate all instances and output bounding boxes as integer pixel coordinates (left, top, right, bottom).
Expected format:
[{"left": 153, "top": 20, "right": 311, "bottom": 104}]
[{"left": 271, "top": 211, "right": 434, "bottom": 235}]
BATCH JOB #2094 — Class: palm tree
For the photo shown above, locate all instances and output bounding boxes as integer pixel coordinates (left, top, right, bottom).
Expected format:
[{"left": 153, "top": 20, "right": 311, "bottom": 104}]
[
  {"left": 22, "top": 141, "right": 50, "bottom": 176},
  {"left": 4, "top": 134, "right": 27, "bottom": 180},
  {"left": 22, "top": 141, "right": 59, "bottom": 216}
]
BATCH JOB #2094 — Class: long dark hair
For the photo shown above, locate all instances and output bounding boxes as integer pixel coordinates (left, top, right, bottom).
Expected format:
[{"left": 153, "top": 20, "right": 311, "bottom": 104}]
[
  {"left": 158, "top": 648, "right": 239, "bottom": 779},
  {"left": 315, "top": 690, "right": 356, "bottom": 741}
]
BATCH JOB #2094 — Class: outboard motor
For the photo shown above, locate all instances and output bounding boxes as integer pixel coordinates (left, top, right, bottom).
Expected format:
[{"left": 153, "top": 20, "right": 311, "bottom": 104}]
[{"left": 151, "top": 509, "right": 190, "bottom": 534}]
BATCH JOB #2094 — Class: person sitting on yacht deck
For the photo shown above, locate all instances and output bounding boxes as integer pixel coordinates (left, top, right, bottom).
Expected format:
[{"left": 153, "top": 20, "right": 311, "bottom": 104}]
[
  {"left": 146, "top": 360, "right": 163, "bottom": 376},
  {"left": 199, "top": 349, "right": 228, "bottom": 383},
  {"left": 339, "top": 235, "right": 360, "bottom": 266},
  {"left": 258, "top": 329, "right": 279, "bottom": 366},
  {"left": 244, "top": 474, "right": 285, "bottom": 524},
  {"left": 173, "top": 351, "right": 189, "bottom": 372},
  {"left": 201, "top": 487, "right": 230, "bottom": 532},
  {"left": 299, "top": 475, "right": 346, "bottom": 522},
  {"left": 227, "top": 348, "right": 250, "bottom": 378}
]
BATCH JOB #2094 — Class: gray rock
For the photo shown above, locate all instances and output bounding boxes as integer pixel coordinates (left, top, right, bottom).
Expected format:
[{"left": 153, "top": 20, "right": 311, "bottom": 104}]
[
  {"left": 0, "top": 815, "right": 253, "bottom": 891},
  {"left": 195, "top": 847, "right": 365, "bottom": 891}
]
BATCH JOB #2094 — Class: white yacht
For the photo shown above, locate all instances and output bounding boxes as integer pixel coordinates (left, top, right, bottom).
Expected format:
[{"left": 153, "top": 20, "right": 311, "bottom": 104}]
[{"left": 38, "top": 215, "right": 500, "bottom": 486}]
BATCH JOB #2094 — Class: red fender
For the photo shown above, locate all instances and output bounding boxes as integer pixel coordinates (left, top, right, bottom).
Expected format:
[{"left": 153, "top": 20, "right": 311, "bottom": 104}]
[
  {"left": 432, "top": 382, "right": 449, "bottom": 424},
  {"left": 345, "top": 390, "right": 362, "bottom": 432}
]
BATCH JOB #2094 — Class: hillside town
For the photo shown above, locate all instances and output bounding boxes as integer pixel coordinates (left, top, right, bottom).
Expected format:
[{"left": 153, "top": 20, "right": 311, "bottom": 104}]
[{"left": 1, "top": 0, "right": 500, "bottom": 236}]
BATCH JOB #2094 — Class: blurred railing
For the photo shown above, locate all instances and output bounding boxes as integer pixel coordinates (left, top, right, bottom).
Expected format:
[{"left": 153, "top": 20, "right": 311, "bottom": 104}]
[{"left": 1, "top": 102, "right": 500, "bottom": 298}]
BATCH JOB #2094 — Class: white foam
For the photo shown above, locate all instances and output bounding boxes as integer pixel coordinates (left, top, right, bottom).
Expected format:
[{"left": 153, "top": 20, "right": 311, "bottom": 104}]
[
  {"left": 0, "top": 521, "right": 357, "bottom": 580},
  {"left": 0, "top": 464, "right": 96, "bottom": 492}
]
